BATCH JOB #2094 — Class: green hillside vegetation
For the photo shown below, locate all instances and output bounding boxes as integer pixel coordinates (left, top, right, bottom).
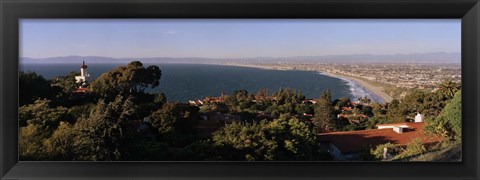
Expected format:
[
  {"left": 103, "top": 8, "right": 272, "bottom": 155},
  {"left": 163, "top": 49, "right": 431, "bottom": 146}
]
[
  {"left": 370, "top": 90, "right": 461, "bottom": 161},
  {"left": 408, "top": 143, "right": 461, "bottom": 161},
  {"left": 18, "top": 61, "right": 462, "bottom": 161}
]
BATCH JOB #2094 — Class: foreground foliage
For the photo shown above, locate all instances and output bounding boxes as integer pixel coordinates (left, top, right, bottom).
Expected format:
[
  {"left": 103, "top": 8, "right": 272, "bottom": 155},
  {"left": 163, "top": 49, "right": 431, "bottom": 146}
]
[{"left": 18, "top": 61, "right": 461, "bottom": 161}]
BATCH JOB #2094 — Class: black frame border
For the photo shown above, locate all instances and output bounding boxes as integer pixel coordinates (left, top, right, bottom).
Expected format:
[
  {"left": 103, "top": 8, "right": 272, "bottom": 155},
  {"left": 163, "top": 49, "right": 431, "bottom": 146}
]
[{"left": 1, "top": 0, "right": 479, "bottom": 179}]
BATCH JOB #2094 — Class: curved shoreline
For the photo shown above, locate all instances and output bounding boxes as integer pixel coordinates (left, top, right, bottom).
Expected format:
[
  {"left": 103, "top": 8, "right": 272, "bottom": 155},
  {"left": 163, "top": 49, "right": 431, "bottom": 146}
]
[
  {"left": 220, "top": 63, "right": 393, "bottom": 103},
  {"left": 318, "top": 71, "right": 393, "bottom": 103}
]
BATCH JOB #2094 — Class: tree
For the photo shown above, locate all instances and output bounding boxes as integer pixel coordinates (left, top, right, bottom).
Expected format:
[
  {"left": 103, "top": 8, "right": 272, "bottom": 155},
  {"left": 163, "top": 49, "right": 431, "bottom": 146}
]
[
  {"left": 334, "top": 97, "right": 351, "bottom": 108},
  {"left": 393, "top": 138, "right": 427, "bottom": 160},
  {"left": 352, "top": 107, "right": 361, "bottom": 115},
  {"left": 365, "top": 115, "right": 388, "bottom": 129},
  {"left": 313, "top": 89, "right": 335, "bottom": 130},
  {"left": 255, "top": 88, "right": 269, "bottom": 102},
  {"left": 72, "top": 98, "right": 137, "bottom": 161},
  {"left": 371, "top": 102, "right": 385, "bottom": 116},
  {"left": 320, "top": 88, "right": 332, "bottom": 101},
  {"left": 150, "top": 102, "right": 199, "bottom": 135},
  {"left": 437, "top": 79, "right": 460, "bottom": 99},
  {"left": 361, "top": 105, "right": 374, "bottom": 117},
  {"left": 425, "top": 91, "right": 462, "bottom": 142},
  {"left": 234, "top": 89, "right": 249, "bottom": 101},
  {"left": 50, "top": 71, "right": 81, "bottom": 99},
  {"left": 18, "top": 99, "right": 73, "bottom": 160},
  {"left": 370, "top": 143, "right": 397, "bottom": 160},
  {"left": 91, "top": 61, "right": 162, "bottom": 101},
  {"left": 210, "top": 117, "right": 320, "bottom": 161},
  {"left": 18, "top": 99, "right": 71, "bottom": 130},
  {"left": 19, "top": 71, "right": 52, "bottom": 106},
  {"left": 43, "top": 122, "right": 76, "bottom": 160},
  {"left": 386, "top": 99, "right": 405, "bottom": 123},
  {"left": 358, "top": 96, "right": 371, "bottom": 104},
  {"left": 19, "top": 123, "right": 46, "bottom": 160}
]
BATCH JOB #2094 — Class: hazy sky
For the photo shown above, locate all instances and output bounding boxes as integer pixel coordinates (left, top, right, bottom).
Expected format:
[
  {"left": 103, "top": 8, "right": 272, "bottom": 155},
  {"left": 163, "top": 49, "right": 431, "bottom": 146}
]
[{"left": 20, "top": 19, "right": 461, "bottom": 59}]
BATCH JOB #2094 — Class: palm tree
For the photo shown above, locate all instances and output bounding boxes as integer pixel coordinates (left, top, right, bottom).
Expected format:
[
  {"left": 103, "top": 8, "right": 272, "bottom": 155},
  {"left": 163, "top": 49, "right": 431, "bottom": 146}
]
[{"left": 437, "top": 79, "right": 460, "bottom": 99}]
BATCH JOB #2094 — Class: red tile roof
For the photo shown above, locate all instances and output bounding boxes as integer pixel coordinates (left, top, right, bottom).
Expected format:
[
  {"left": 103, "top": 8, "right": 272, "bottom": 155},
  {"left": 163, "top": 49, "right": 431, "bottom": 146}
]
[
  {"left": 376, "top": 122, "right": 410, "bottom": 127},
  {"left": 318, "top": 122, "right": 442, "bottom": 153},
  {"left": 74, "top": 87, "right": 90, "bottom": 93},
  {"left": 357, "top": 114, "right": 369, "bottom": 118}
]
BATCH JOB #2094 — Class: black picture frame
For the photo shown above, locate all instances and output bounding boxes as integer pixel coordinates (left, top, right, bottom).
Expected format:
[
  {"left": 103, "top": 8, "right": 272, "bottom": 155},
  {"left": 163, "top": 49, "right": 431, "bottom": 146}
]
[{"left": 1, "top": 0, "right": 479, "bottom": 179}]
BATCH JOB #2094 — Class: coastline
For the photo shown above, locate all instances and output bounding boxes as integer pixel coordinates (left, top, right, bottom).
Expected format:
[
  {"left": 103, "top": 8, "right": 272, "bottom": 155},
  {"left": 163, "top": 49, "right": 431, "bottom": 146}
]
[
  {"left": 318, "top": 71, "right": 394, "bottom": 103},
  {"left": 221, "top": 63, "right": 394, "bottom": 103}
]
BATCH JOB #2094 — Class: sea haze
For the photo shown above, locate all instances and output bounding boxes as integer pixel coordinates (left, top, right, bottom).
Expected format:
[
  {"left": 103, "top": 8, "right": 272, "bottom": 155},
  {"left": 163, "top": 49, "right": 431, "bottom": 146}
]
[{"left": 19, "top": 63, "right": 383, "bottom": 103}]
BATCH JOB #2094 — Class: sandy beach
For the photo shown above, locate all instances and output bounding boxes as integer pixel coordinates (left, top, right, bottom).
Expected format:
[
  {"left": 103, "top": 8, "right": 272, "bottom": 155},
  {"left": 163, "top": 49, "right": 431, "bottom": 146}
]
[
  {"left": 222, "top": 63, "right": 394, "bottom": 103},
  {"left": 320, "top": 71, "right": 394, "bottom": 103}
]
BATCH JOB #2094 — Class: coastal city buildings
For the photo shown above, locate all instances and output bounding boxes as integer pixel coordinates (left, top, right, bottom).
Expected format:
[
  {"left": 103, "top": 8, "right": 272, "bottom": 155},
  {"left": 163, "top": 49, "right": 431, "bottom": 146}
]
[{"left": 225, "top": 62, "right": 461, "bottom": 90}]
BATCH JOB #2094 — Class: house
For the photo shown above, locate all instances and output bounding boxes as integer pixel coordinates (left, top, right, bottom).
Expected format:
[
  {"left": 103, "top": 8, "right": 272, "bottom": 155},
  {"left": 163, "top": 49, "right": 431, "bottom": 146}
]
[
  {"left": 341, "top": 107, "right": 353, "bottom": 112},
  {"left": 188, "top": 100, "right": 204, "bottom": 106},
  {"left": 195, "top": 112, "right": 242, "bottom": 136},
  {"left": 303, "top": 99, "right": 318, "bottom": 104},
  {"left": 204, "top": 97, "right": 224, "bottom": 103},
  {"left": 318, "top": 122, "right": 442, "bottom": 160},
  {"left": 74, "top": 87, "right": 90, "bottom": 93}
]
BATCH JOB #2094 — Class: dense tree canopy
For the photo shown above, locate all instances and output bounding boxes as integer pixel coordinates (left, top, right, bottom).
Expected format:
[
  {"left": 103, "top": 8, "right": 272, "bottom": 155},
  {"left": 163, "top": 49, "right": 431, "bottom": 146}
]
[
  {"left": 210, "top": 116, "right": 321, "bottom": 161},
  {"left": 425, "top": 91, "right": 462, "bottom": 142},
  {"left": 19, "top": 71, "right": 52, "bottom": 106},
  {"left": 72, "top": 97, "right": 139, "bottom": 161},
  {"left": 437, "top": 79, "right": 461, "bottom": 99},
  {"left": 150, "top": 102, "right": 199, "bottom": 135},
  {"left": 18, "top": 61, "right": 461, "bottom": 161},
  {"left": 91, "top": 61, "right": 161, "bottom": 101},
  {"left": 51, "top": 71, "right": 81, "bottom": 99}
]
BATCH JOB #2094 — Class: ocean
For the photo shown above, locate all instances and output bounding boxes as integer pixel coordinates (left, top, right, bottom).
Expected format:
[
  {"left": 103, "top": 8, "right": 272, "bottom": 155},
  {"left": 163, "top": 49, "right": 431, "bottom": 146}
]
[{"left": 19, "top": 63, "right": 384, "bottom": 103}]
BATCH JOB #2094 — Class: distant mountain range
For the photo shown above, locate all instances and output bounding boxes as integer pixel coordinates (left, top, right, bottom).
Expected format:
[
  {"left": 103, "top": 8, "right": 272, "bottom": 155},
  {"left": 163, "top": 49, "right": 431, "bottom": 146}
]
[{"left": 21, "top": 52, "right": 461, "bottom": 64}]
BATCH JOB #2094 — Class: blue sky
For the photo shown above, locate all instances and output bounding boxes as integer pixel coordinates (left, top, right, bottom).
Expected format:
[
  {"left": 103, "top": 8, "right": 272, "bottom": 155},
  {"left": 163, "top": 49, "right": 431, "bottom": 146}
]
[{"left": 20, "top": 19, "right": 461, "bottom": 59}]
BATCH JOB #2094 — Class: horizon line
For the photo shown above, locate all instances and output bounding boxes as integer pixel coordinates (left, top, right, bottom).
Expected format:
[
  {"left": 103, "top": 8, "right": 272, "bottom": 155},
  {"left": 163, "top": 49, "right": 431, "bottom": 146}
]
[{"left": 21, "top": 51, "right": 461, "bottom": 60}]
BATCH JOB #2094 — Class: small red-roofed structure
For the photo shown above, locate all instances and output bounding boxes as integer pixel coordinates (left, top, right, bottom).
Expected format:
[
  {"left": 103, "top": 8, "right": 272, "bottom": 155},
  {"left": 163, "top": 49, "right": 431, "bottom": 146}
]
[
  {"left": 318, "top": 122, "right": 443, "bottom": 160},
  {"left": 74, "top": 87, "right": 90, "bottom": 93},
  {"left": 341, "top": 107, "right": 353, "bottom": 112}
]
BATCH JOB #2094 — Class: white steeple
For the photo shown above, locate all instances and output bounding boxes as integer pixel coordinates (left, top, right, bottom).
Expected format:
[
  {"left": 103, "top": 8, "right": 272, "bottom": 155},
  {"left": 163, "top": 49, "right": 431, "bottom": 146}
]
[{"left": 75, "top": 61, "right": 90, "bottom": 84}]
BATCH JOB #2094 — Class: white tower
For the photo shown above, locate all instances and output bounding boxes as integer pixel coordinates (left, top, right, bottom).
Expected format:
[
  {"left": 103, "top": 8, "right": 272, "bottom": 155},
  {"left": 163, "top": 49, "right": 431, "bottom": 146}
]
[
  {"left": 415, "top": 112, "right": 424, "bottom": 123},
  {"left": 75, "top": 61, "right": 90, "bottom": 84}
]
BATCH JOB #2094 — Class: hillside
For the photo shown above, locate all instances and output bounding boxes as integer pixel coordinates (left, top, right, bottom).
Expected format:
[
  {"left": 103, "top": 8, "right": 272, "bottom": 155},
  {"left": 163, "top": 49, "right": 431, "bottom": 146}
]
[{"left": 398, "top": 143, "right": 462, "bottom": 162}]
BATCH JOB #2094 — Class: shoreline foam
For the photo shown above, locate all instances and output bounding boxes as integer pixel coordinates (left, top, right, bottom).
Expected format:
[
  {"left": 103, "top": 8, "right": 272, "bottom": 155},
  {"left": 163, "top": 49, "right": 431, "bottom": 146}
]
[
  {"left": 221, "top": 63, "right": 394, "bottom": 103},
  {"left": 319, "top": 71, "right": 394, "bottom": 103}
]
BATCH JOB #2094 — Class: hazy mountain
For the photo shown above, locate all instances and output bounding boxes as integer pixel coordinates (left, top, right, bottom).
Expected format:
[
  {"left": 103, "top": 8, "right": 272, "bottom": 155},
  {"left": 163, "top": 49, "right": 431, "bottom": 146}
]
[{"left": 21, "top": 52, "right": 461, "bottom": 64}]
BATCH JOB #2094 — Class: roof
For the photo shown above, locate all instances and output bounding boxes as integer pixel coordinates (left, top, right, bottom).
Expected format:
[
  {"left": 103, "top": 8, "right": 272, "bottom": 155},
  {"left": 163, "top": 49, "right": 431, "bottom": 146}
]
[
  {"left": 357, "top": 114, "right": 369, "bottom": 118},
  {"left": 318, "top": 122, "right": 442, "bottom": 153},
  {"left": 376, "top": 122, "right": 411, "bottom": 127},
  {"left": 74, "top": 87, "right": 90, "bottom": 93}
]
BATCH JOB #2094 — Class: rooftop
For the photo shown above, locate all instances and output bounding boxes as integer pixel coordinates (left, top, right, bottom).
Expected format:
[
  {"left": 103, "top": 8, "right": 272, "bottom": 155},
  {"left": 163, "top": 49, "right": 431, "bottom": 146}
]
[{"left": 318, "top": 122, "right": 442, "bottom": 153}]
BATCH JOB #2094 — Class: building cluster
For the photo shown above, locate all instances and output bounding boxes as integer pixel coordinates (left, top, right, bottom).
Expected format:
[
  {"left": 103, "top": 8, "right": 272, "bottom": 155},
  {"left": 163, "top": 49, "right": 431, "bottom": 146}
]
[
  {"left": 318, "top": 63, "right": 461, "bottom": 89},
  {"left": 225, "top": 62, "right": 461, "bottom": 90}
]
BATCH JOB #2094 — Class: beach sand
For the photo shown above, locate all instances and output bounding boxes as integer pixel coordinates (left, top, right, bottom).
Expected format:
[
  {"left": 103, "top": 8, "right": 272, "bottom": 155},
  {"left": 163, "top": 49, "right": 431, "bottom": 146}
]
[
  {"left": 320, "top": 72, "right": 394, "bottom": 103},
  {"left": 221, "top": 63, "right": 394, "bottom": 103}
]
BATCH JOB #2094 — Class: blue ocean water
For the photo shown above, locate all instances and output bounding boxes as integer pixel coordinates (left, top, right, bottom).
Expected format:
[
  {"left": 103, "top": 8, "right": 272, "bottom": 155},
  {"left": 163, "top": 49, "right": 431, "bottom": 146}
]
[{"left": 19, "top": 63, "right": 383, "bottom": 103}]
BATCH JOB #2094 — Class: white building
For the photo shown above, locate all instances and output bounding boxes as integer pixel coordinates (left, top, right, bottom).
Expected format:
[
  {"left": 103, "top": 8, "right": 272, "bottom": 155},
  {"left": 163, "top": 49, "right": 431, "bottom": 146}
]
[
  {"left": 415, "top": 113, "right": 425, "bottom": 123},
  {"left": 75, "top": 61, "right": 90, "bottom": 84}
]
